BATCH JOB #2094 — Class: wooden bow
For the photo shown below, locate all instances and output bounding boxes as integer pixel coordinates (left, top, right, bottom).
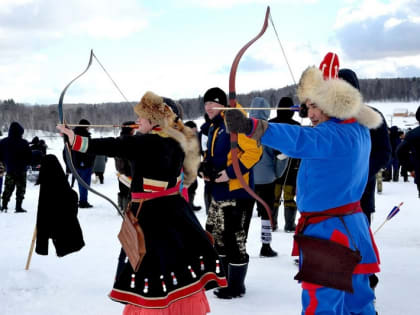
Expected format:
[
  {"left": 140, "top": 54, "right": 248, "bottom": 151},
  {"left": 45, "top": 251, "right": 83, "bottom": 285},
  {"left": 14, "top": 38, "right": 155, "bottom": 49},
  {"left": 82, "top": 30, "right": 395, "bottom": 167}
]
[{"left": 228, "top": 6, "right": 274, "bottom": 227}]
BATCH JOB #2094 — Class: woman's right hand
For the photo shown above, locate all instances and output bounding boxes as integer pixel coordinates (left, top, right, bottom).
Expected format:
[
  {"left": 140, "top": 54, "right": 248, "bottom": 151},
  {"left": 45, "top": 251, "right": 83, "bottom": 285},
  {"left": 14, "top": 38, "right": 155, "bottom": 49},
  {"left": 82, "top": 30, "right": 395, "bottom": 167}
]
[{"left": 56, "top": 124, "right": 75, "bottom": 145}]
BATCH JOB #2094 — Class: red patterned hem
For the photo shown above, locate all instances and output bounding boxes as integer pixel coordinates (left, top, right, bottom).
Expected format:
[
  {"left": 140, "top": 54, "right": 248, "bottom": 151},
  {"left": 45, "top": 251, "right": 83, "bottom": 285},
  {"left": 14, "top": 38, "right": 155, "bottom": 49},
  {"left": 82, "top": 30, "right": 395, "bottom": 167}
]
[{"left": 110, "top": 273, "right": 227, "bottom": 309}]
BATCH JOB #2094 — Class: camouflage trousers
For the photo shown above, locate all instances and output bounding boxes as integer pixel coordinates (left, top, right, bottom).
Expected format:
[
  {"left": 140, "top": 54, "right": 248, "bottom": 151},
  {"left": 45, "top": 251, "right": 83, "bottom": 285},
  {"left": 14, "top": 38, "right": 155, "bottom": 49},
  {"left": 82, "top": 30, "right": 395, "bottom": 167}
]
[
  {"left": 2, "top": 172, "right": 27, "bottom": 205},
  {"left": 205, "top": 198, "right": 249, "bottom": 264},
  {"left": 274, "top": 183, "right": 297, "bottom": 209}
]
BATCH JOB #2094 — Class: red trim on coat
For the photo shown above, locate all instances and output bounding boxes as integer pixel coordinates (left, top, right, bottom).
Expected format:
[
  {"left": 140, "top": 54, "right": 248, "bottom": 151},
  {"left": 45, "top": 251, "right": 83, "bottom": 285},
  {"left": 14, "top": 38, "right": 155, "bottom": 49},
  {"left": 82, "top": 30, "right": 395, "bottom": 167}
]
[
  {"left": 109, "top": 273, "right": 227, "bottom": 309},
  {"left": 302, "top": 282, "right": 321, "bottom": 315},
  {"left": 72, "top": 135, "right": 83, "bottom": 151}
]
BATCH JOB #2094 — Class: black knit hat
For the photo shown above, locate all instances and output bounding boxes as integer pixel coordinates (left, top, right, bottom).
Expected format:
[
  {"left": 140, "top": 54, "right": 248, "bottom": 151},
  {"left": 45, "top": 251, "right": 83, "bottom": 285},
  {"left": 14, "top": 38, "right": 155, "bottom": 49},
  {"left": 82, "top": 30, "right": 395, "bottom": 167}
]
[
  {"left": 338, "top": 69, "right": 360, "bottom": 91},
  {"left": 203, "top": 87, "right": 227, "bottom": 107},
  {"left": 416, "top": 105, "right": 420, "bottom": 123},
  {"left": 163, "top": 97, "right": 181, "bottom": 118},
  {"left": 78, "top": 119, "right": 90, "bottom": 125},
  {"left": 277, "top": 96, "right": 294, "bottom": 108}
]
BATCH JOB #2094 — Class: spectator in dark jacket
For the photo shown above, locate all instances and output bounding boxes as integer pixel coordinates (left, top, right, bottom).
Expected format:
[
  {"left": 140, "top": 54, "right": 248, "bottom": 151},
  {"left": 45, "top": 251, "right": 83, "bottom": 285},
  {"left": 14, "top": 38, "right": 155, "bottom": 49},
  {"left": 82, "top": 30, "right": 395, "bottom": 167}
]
[
  {"left": 387, "top": 126, "right": 402, "bottom": 182},
  {"left": 72, "top": 119, "right": 96, "bottom": 208},
  {"left": 0, "top": 122, "right": 32, "bottom": 212},
  {"left": 397, "top": 106, "right": 420, "bottom": 198},
  {"left": 269, "top": 97, "right": 301, "bottom": 232}
]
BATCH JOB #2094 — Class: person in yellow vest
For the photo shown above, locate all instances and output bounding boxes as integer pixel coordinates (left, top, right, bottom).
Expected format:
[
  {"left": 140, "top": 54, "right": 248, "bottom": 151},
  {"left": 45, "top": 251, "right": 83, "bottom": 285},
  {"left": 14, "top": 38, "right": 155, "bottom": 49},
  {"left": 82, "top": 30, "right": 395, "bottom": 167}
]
[{"left": 200, "top": 87, "right": 262, "bottom": 299}]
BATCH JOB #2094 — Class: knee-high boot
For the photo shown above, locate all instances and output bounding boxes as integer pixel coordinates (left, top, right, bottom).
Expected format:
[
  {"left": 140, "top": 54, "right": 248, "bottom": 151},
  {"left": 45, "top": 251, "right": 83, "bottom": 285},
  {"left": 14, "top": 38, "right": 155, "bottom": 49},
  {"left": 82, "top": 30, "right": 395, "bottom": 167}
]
[
  {"left": 284, "top": 206, "right": 297, "bottom": 232},
  {"left": 214, "top": 263, "right": 248, "bottom": 299}
]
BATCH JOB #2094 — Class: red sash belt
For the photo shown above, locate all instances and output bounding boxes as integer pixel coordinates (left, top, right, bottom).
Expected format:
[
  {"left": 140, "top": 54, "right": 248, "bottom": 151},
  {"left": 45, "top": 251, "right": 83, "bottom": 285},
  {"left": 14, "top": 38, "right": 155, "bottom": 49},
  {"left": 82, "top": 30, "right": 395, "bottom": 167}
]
[
  {"left": 131, "top": 181, "right": 181, "bottom": 201},
  {"left": 292, "top": 201, "right": 362, "bottom": 256}
]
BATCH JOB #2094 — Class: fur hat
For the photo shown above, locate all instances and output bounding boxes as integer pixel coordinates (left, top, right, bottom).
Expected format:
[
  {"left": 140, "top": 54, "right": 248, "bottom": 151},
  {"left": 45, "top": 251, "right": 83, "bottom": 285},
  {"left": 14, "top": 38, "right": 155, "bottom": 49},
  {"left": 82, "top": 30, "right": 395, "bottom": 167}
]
[
  {"left": 203, "top": 87, "right": 227, "bottom": 107},
  {"left": 297, "top": 66, "right": 382, "bottom": 129},
  {"left": 319, "top": 52, "right": 339, "bottom": 80},
  {"left": 133, "top": 91, "right": 200, "bottom": 187},
  {"left": 133, "top": 91, "right": 177, "bottom": 128}
]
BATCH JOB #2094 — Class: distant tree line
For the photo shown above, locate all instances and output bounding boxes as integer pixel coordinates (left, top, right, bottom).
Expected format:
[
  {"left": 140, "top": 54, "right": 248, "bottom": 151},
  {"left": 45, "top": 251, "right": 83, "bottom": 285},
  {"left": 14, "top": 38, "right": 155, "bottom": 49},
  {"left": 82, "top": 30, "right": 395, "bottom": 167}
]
[{"left": 1, "top": 77, "right": 420, "bottom": 134}]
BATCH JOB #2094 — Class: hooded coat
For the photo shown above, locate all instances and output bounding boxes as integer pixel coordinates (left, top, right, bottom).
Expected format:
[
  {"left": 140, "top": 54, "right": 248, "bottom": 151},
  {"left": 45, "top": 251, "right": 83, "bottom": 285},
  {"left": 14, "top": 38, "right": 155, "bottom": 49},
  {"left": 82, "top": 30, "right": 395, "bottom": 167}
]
[
  {"left": 249, "top": 97, "right": 282, "bottom": 185},
  {"left": 260, "top": 66, "right": 381, "bottom": 273},
  {"left": 0, "top": 122, "right": 32, "bottom": 174},
  {"left": 35, "top": 154, "right": 85, "bottom": 257}
]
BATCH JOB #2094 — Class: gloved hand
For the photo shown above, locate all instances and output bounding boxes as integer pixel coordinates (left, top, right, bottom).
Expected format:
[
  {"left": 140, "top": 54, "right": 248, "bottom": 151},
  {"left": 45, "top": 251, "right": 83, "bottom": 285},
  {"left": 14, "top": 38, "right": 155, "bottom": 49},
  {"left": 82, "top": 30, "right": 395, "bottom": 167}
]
[{"left": 224, "top": 110, "right": 254, "bottom": 134}]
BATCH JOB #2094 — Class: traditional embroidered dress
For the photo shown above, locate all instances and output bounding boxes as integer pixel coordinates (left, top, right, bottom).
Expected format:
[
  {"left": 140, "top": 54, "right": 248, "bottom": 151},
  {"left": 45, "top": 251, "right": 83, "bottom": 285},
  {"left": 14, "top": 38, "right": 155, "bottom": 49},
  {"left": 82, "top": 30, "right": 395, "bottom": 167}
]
[{"left": 72, "top": 122, "right": 226, "bottom": 314}]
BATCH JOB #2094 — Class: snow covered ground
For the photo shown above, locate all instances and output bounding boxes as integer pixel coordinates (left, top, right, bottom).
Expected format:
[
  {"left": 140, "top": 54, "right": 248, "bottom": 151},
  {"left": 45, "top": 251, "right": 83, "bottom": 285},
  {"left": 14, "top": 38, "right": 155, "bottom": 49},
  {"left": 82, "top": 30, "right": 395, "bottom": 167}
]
[{"left": 0, "top": 102, "right": 419, "bottom": 315}]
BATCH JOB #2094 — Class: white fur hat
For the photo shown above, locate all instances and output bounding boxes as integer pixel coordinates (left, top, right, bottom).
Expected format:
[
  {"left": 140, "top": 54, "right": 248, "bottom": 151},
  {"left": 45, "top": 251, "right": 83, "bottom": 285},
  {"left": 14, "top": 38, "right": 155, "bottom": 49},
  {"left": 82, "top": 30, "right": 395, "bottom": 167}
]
[{"left": 297, "top": 66, "right": 382, "bottom": 129}]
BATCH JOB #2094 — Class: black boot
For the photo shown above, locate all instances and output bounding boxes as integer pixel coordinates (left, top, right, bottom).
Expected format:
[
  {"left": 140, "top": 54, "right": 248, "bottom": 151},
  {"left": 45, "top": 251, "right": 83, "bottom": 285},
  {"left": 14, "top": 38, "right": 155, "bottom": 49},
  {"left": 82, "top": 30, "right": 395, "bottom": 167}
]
[
  {"left": 214, "top": 263, "right": 248, "bottom": 299},
  {"left": 1, "top": 200, "right": 8, "bottom": 213},
  {"left": 260, "top": 243, "right": 278, "bottom": 257},
  {"left": 15, "top": 200, "right": 27, "bottom": 213},
  {"left": 284, "top": 207, "right": 297, "bottom": 232},
  {"left": 392, "top": 171, "right": 399, "bottom": 182}
]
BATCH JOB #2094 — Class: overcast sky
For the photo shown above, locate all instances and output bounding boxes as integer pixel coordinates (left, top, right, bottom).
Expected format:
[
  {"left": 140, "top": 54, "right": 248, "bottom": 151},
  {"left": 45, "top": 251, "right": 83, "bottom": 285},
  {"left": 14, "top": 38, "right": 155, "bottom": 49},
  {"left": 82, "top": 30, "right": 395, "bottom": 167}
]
[{"left": 1, "top": 0, "right": 419, "bottom": 105}]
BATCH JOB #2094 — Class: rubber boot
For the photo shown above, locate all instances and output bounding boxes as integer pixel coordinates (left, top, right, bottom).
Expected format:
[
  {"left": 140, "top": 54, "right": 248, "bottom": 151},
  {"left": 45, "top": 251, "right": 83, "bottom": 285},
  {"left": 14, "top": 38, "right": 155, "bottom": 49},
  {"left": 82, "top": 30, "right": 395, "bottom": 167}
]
[
  {"left": 214, "top": 263, "right": 248, "bottom": 299},
  {"left": 284, "top": 206, "right": 297, "bottom": 232},
  {"left": 15, "top": 200, "right": 27, "bottom": 213},
  {"left": 260, "top": 243, "right": 278, "bottom": 257}
]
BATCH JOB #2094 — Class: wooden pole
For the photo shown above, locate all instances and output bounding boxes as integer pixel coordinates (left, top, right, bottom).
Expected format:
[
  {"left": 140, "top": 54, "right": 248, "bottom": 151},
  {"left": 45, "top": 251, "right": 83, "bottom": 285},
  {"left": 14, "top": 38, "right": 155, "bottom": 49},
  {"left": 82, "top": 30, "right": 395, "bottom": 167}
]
[
  {"left": 59, "top": 124, "right": 139, "bottom": 128},
  {"left": 25, "top": 226, "right": 37, "bottom": 270}
]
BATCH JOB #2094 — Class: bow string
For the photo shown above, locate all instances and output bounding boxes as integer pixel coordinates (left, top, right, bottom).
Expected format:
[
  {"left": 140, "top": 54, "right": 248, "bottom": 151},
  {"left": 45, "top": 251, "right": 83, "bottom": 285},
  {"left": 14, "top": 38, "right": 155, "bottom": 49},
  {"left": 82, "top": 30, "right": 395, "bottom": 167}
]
[{"left": 58, "top": 49, "right": 124, "bottom": 217}]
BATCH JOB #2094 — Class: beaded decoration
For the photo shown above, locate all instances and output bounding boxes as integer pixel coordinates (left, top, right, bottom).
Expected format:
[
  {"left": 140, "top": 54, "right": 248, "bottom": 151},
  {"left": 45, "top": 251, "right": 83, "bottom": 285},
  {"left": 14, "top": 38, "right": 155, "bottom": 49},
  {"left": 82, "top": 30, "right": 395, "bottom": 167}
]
[
  {"left": 160, "top": 275, "right": 167, "bottom": 293},
  {"left": 171, "top": 272, "right": 178, "bottom": 286},
  {"left": 188, "top": 265, "right": 197, "bottom": 278},
  {"left": 200, "top": 256, "right": 205, "bottom": 271},
  {"left": 130, "top": 274, "right": 136, "bottom": 288},
  {"left": 143, "top": 278, "right": 149, "bottom": 294}
]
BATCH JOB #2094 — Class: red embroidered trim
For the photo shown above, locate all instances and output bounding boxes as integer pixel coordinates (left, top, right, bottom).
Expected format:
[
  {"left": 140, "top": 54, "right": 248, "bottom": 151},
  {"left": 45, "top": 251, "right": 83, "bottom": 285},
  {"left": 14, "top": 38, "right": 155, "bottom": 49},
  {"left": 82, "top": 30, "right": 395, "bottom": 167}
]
[{"left": 109, "top": 273, "right": 227, "bottom": 309}]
